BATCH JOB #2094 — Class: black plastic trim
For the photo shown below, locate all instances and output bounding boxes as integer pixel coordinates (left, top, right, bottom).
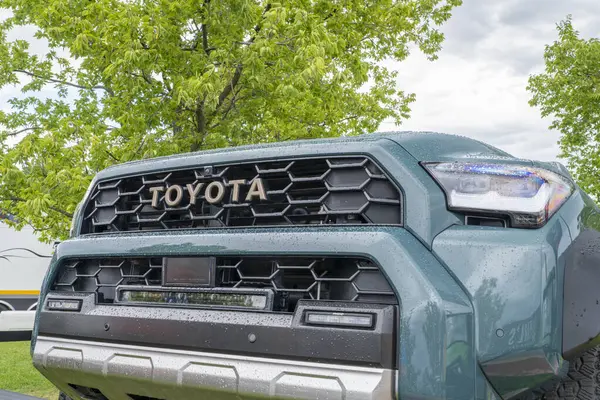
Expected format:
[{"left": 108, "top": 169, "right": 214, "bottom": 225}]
[
  {"left": 562, "top": 227, "right": 600, "bottom": 360},
  {"left": 38, "top": 299, "right": 397, "bottom": 369}
]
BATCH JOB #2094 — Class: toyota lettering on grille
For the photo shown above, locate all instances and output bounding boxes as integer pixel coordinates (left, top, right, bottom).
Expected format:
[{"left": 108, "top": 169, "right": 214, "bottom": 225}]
[{"left": 149, "top": 178, "right": 267, "bottom": 208}]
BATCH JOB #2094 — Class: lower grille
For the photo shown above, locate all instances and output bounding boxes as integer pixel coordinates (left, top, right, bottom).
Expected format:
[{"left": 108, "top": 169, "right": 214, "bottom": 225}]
[
  {"left": 51, "top": 257, "right": 397, "bottom": 312},
  {"left": 68, "top": 385, "right": 108, "bottom": 400}
]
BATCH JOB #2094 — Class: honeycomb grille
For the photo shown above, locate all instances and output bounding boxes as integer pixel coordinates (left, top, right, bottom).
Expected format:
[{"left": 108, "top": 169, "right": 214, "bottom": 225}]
[
  {"left": 80, "top": 157, "right": 402, "bottom": 234},
  {"left": 50, "top": 257, "right": 397, "bottom": 312}
]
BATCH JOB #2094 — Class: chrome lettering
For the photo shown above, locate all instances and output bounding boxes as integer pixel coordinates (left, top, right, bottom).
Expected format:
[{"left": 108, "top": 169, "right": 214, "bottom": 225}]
[
  {"left": 246, "top": 178, "right": 267, "bottom": 201},
  {"left": 205, "top": 181, "right": 225, "bottom": 204},
  {"left": 165, "top": 185, "right": 184, "bottom": 207},
  {"left": 149, "top": 186, "right": 164, "bottom": 208},
  {"left": 150, "top": 178, "right": 267, "bottom": 208},
  {"left": 186, "top": 183, "right": 204, "bottom": 205},
  {"left": 228, "top": 179, "right": 247, "bottom": 203}
]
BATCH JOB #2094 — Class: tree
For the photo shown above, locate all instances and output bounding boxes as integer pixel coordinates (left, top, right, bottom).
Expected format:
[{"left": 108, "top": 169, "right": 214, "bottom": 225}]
[
  {"left": 0, "top": 0, "right": 462, "bottom": 242},
  {"left": 527, "top": 15, "right": 600, "bottom": 199}
]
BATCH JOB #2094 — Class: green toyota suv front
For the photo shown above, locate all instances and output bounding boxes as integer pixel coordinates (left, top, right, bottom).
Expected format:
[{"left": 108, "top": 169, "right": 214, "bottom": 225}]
[{"left": 29, "top": 132, "right": 600, "bottom": 400}]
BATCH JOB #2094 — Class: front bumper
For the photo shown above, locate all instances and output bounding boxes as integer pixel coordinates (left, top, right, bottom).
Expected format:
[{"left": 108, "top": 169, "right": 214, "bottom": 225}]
[
  {"left": 34, "top": 336, "right": 395, "bottom": 400},
  {"left": 33, "top": 227, "right": 474, "bottom": 399}
]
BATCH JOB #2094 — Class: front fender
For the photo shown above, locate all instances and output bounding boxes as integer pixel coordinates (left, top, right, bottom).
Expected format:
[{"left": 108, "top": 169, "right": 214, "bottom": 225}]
[
  {"left": 557, "top": 190, "right": 600, "bottom": 360},
  {"left": 433, "top": 215, "right": 572, "bottom": 398},
  {"left": 433, "top": 188, "right": 600, "bottom": 399}
]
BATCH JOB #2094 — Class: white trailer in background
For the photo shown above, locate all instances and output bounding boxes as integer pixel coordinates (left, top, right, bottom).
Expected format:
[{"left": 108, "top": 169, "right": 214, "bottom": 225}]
[
  {"left": 0, "top": 216, "right": 53, "bottom": 338},
  {"left": 0, "top": 218, "right": 53, "bottom": 312}
]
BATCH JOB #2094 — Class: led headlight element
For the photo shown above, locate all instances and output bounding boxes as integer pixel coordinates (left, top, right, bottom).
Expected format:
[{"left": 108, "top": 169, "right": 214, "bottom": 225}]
[
  {"left": 423, "top": 162, "right": 574, "bottom": 228},
  {"left": 305, "top": 312, "right": 374, "bottom": 328}
]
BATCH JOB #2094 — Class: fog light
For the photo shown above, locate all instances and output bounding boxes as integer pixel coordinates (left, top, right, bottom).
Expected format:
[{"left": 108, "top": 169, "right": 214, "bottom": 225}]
[
  {"left": 46, "top": 299, "right": 82, "bottom": 311},
  {"left": 305, "top": 312, "right": 374, "bottom": 328}
]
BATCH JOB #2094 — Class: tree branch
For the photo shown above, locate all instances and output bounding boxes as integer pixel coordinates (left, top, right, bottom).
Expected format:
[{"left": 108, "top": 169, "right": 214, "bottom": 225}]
[
  {"left": 219, "top": 87, "right": 244, "bottom": 123},
  {"left": 195, "top": 3, "right": 271, "bottom": 147},
  {"left": 216, "top": 65, "right": 243, "bottom": 111},
  {"left": 202, "top": 0, "right": 212, "bottom": 55},
  {"left": 324, "top": 8, "right": 338, "bottom": 21},
  {"left": 1, "top": 196, "right": 73, "bottom": 218},
  {"left": 202, "top": 23, "right": 210, "bottom": 55},
  {"left": 161, "top": 72, "right": 173, "bottom": 93},
  {"left": 191, "top": 101, "right": 208, "bottom": 151},
  {"left": 213, "top": 3, "right": 271, "bottom": 112},
  {"left": 105, "top": 149, "right": 120, "bottom": 162},
  {"left": 130, "top": 138, "right": 146, "bottom": 161},
  {"left": 182, "top": 0, "right": 215, "bottom": 54},
  {"left": 5, "top": 127, "right": 41, "bottom": 136},
  {"left": 129, "top": 71, "right": 154, "bottom": 85},
  {"left": 253, "top": 3, "right": 272, "bottom": 39},
  {"left": 13, "top": 69, "right": 115, "bottom": 96}
]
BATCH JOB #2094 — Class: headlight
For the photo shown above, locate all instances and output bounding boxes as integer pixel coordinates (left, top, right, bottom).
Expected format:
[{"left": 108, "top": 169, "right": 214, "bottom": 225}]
[{"left": 422, "top": 162, "right": 574, "bottom": 228}]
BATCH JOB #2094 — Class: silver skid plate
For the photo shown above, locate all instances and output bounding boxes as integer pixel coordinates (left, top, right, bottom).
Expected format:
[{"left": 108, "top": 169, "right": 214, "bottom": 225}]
[{"left": 33, "top": 336, "right": 396, "bottom": 400}]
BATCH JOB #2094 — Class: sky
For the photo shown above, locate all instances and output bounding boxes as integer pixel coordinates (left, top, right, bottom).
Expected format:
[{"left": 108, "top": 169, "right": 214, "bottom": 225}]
[
  {"left": 379, "top": 0, "right": 600, "bottom": 163},
  {"left": 1, "top": 1, "right": 600, "bottom": 163}
]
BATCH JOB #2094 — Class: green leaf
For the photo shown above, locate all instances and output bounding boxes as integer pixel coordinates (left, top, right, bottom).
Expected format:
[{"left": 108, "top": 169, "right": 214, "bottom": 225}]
[
  {"left": 0, "top": 0, "right": 462, "bottom": 242},
  {"left": 527, "top": 15, "right": 600, "bottom": 200}
]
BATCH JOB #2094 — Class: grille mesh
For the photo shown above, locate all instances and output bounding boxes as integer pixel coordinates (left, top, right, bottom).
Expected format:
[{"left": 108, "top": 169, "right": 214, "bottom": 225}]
[
  {"left": 51, "top": 257, "right": 397, "bottom": 312},
  {"left": 80, "top": 157, "right": 402, "bottom": 234}
]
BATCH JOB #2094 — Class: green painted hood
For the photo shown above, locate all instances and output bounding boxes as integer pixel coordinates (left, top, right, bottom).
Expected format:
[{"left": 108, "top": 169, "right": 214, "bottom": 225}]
[{"left": 93, "top": 131, "right": 533, "bottom": 181}]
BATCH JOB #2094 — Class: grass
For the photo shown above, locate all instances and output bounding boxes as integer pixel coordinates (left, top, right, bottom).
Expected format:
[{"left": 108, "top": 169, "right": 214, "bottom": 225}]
[{"left": 0, "top": 341, "right": 59, "bottom": 399}]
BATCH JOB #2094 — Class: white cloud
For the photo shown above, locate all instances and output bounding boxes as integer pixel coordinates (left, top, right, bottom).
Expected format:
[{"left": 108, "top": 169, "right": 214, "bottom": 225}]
[
  {"left": 378, "top": 0, "right": 600, "bottom": 163},
  {"left": 381, "top": 51, "right": 563, "bottom": 162},
  {"left": 1, "top": 1, "right": 598, "bottom": 165}
]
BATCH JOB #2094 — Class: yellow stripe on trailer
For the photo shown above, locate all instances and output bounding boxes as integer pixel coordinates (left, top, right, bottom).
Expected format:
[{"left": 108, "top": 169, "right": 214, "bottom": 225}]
[{"left": 0, "top": 290, "right": 40, "bottom": 296}]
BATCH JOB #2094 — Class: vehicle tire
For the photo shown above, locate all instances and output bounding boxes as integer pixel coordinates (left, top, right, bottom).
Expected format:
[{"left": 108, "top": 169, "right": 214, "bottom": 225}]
[
  {"left": 58, "top": 392, "right": 72, "bottom": 400},
  {"left": 529, "top": 345, "right": 600, "bottom": 399},
  {"left": 0, "top": 304, "right": 8, "bottom": 312}
]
